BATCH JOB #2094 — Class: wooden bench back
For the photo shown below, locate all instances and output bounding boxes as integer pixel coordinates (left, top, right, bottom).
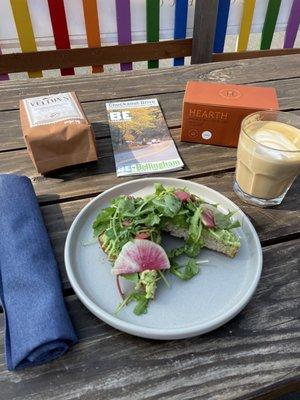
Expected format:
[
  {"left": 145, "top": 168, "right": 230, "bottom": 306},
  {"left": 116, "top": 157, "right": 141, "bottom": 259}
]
[{"left": 0, "top": 0, "right": 299, "bottom": 80}]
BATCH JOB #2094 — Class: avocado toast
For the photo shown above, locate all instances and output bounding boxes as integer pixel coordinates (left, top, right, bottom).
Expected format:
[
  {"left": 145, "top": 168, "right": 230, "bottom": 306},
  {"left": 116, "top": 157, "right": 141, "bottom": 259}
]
[{"left": 92, "top": 183, "right": 241, "bottom": 315}]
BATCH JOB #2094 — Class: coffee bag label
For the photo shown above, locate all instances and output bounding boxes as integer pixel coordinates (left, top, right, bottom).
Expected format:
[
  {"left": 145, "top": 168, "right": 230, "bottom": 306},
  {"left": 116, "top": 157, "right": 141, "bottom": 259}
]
[{"left": 23, "top": 93, "right": 84, "bottom": 127}]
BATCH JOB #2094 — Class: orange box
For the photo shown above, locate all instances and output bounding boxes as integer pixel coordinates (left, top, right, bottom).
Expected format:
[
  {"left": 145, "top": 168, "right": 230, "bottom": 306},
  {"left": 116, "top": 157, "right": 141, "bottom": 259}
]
[{"left": 181, "top": 81, "right": 278, "bottom": 147}]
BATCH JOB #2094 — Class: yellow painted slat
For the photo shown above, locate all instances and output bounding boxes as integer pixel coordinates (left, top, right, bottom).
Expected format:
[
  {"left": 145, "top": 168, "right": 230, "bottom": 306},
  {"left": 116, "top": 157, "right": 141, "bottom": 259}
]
[
  {"left": 10, "top": 0, "right": 42, "bottom": 78},
  {"left": 237, "top": 0, "right": 256, "bottom": 52}
]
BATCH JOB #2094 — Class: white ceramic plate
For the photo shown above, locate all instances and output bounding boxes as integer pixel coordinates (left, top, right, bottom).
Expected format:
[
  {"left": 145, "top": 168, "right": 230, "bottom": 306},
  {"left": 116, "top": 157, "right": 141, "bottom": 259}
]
[{"left": 65, "top": 177, "right": 262, "bottom": 340}]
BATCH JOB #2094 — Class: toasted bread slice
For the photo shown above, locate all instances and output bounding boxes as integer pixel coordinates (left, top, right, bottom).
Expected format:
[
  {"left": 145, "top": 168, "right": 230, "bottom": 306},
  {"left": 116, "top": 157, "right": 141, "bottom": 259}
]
[
  {"left": 100, "top": 223, "right": 240, "bottom": 259},
  {"left": 163, "top": 222, "right": 240, "bottom": 258},
  {"left": 202, "top": 228, "right": 240, "bottom": 258},
  {"left": 99, "top": 234, "right": 116, "bottom": 261}
]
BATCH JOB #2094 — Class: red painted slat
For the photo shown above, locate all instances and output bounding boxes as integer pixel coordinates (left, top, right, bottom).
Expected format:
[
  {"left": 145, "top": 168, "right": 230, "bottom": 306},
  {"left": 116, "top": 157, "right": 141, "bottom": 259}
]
[{"left": 47, "top": 0, "right": 74, "bottom": 75}]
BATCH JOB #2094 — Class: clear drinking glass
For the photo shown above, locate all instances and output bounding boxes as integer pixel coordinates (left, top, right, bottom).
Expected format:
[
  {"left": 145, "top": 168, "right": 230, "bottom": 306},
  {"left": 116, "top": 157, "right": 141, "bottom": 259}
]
[{"left": 234, "top": 110, "right": 300, "bottom": 207}]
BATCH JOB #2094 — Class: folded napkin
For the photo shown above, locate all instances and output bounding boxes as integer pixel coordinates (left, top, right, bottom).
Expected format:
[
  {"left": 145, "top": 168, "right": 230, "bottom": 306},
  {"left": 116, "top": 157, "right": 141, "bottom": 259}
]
[{"left": 0, "top": 174, "right": 77, "bottom": 370}]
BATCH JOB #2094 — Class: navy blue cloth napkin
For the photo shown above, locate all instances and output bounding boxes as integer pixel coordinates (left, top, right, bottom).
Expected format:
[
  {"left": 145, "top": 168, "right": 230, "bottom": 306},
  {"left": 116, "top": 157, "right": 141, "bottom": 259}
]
[{"left": 0, "top": 174, "right": 77, "bottom": 370}]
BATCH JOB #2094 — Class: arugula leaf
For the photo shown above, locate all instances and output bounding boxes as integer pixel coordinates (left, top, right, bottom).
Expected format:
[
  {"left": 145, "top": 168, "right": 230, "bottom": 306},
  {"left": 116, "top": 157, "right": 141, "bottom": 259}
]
[
  {"left": 152, "top": 194, "right": 182, "bottom": 218},
  {"left": 157, "top": 270, "right": 170, "bottom": 288},
  {"left": 92, "top": 207, "right": 115, "bottom": 237},
  {"left": 186, "top": 201, "right": 196, "bottom": 211},
  {"left": 188, "top": 207, "right": 203, "bottom": 243},
  {"left": 116, "top": 196, "right": 136, "bottom": 215},
  {"left": 150, "top": 229, "right": 161, "bottom": 244},
  {"left": 167, "top": 246, "right": 186, "bottom": 259},
  {"left": 166, "top": 212, "right": 189, "bottom": 229},
  {"left": 226, "top": 220, "right": 241, "bottom": 229},
  {"left": 167, "top": 242, "right": 203, "bottom": 261},
  {"left": 154, "top": 183, "right": 165, "bottom": 195},
  {"left": 115, "top": 291, "right": 150, "bottom": 316},
  {"left": 147, "top": 214, "right": 161, "bottom": 226},
  {"left": 203, "top": 205, "right": 241, "bottom": 230},
  {"left": 185, "top": 259, "right": 200, "bottom": 279},
  {"left": 214, "top": 210, "right": 241, "bottom": 229},
  {"left": 134, "top": 212, "right": 160, "bottom": 227},
  {"left": 170, "top": 260, "right": 199, "bottom": 281},
  {"left": 184, "top": 242, "right": 203, "bottom": 258},
  {"left": 115, "top": 292, "right": 136, "bottom": 315},
  {"left": 105, "top": 227, "right": 116, "bottom": 239},
  {"left": 122, "top": 273, "right": 139, "bottom": 283},
  {"left": 133, "top": 293, "right": 149, "bottom": 315}
]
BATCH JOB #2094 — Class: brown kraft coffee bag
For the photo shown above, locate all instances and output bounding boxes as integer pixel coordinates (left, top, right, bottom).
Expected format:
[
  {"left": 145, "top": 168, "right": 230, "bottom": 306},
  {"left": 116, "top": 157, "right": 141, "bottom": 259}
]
[{"left": 20, "top": 92, "right": 98, "bottom": 174}]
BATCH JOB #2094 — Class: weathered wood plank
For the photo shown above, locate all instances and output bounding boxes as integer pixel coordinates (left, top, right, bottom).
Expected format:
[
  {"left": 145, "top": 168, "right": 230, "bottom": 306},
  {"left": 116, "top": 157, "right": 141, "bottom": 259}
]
[
  {"left": 0, "top": 54, "right": 299, "bottom": 400},
  {"left": 0, "top": 240, "right": 298, "bottom": 400},
  {"left": 1, "top": 37, "right": 298, "bottom": 75},
  {"left": 0, "top": 78, "right": 299, "bottom": 152},
  {"left": 0, "top": 40, "right": 192, "bottom": 74},
  {"left": 0, "top": 54, "right": 299, "bottom": 111},
  {"left": 0, "top": 129, "right": 239, "bottom": 203},
  {"left": 41, "top": 172, "right": 300, "bottom": 289},
  {"left": 212, "top": 48, "right": 300, "bottom": 62},
  {"left": 2, "top": 109, "right": 300, "bottom": 205},
  {"left": 191, "top": 0, "right": 219, "bottom": 64}
]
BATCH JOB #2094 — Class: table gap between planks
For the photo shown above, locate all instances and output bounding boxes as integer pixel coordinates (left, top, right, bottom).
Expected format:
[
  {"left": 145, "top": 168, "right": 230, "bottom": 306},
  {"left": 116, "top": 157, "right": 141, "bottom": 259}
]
[{"left": 0, "top": 54, "right": 299, "bottom": 400}]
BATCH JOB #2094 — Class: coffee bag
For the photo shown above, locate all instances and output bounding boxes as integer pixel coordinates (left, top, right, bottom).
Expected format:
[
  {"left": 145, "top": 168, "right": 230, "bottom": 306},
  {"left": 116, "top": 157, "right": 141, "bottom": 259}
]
[{"left": 20, "top": 92, "right": 98, "bottom": 174}]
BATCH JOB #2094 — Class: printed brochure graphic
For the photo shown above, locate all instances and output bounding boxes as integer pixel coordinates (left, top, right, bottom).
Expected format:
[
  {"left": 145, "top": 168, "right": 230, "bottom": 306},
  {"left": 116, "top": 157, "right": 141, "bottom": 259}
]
[{"left": 106, "top": 99, "right": 184, "bottom": 176}]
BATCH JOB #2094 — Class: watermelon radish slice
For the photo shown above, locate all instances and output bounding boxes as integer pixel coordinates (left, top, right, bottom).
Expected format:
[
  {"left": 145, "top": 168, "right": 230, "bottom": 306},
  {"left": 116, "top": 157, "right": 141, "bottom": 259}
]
[
  {"left": 174, "top": 190, "right": 190, "bottom": 202},
  {"left": 201, "top": 208, "right": 216, "bottom": 228},
  {"left": 112, "top": 239, "right": 170, "bottom": 275}
]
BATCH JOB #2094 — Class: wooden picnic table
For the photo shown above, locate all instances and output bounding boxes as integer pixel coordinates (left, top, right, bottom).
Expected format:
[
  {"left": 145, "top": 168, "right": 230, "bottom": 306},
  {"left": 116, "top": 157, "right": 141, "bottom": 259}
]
[{"left": 0, "top": 54, "right": 299, "bottom": 400}]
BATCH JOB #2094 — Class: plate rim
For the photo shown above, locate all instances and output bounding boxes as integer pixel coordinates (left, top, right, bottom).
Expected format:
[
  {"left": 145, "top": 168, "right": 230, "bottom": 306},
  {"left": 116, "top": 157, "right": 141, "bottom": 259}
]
[{"left": 64, "top": 177, "right": 263, "bottom": 340}]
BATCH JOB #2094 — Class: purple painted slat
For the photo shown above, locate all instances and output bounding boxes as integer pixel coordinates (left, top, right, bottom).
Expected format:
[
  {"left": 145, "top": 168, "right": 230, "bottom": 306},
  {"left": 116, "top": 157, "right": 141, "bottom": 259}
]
[
  {"left": 284, "top": 0, "right": 300, "bottom": 48},
  {"left": 116, "top": 0, "right": 132, "bottom": 71},
  {"left": 0, "top": 48, "right": 9, "bottom": 81}
]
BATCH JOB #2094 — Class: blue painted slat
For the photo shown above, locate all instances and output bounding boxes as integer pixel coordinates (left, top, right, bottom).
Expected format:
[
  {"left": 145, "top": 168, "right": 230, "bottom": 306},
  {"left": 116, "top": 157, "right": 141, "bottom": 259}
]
[
  {"left": 174, "top": 0, "right": 188, "bottom": 66},
  {"left": 213, "top": 0, "right": 231, "bottom": 53}
]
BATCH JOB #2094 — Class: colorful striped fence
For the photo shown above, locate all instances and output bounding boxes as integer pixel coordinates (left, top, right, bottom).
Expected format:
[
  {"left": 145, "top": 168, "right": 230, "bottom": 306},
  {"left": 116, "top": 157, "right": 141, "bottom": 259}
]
[{"left": 1, "top": 0, "right": 299, "bottom": 79}]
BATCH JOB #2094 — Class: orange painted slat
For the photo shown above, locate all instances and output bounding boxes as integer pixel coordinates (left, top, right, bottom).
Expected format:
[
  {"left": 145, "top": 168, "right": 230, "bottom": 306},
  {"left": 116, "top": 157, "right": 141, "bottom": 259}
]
[
  {"left": 82, "top": 0, "right": 103, "bottom": 73},
  {"left": 10, "top": 0, "right": 42, "bottom": 78}
]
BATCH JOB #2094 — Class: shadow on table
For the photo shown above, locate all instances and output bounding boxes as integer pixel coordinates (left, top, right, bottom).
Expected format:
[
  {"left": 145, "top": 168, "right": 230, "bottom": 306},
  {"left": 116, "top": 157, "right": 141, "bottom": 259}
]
[
  {"left": 278, "top": 394, "right": 300, "bottom": 400},
  {"left": 232, "top": 176, "right": 299, "bottom": 213},
  {"left": 274, "top": 176, "right": 299, "bottom": 212},
  {"left": 38, "top": 193, "right": 70, "bottom": 289}
]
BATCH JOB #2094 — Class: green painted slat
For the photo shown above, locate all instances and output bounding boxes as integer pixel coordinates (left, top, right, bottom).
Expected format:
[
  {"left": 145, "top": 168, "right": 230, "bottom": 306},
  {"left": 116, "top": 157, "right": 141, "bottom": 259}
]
[
  {"left": 260, "top": 0, "right": 282, "bottom": 50},
  {"left": 146, "top": 0, "right": 160, "bottom": 69}
]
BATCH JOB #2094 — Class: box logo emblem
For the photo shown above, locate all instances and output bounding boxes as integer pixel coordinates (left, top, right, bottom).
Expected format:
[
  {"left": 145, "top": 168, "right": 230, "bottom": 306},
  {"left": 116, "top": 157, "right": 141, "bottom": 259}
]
[{"left": 219, "top": 88, "right": 242, "bottom": 100}]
